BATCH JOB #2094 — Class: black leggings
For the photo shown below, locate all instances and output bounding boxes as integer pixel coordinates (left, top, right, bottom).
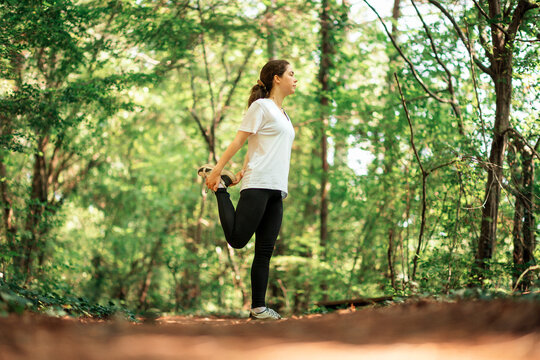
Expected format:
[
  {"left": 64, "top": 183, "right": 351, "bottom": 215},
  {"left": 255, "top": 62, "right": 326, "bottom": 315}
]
[{"left": 215, "top": 188, "right": 283, "bottom": 308}]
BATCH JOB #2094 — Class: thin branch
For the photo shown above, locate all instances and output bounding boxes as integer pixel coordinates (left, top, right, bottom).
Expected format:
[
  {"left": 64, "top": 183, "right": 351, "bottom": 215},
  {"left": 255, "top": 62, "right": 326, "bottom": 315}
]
[
  {"left": 395, "top": 72, "right": 464, "bottom": 281},
  {"left": 514, "top": 37, "right": 540, "bottom": 44},
  {"left": 477, "top": 21, "right": 495, "bottom": 63},
  {"left": 363, "top": 0, "right": 453, "bottom": 105},
  {"left": 346, "top": 216, "right": 376, "bottom": 297},
  {"left": 213, "top": 38, "right": 260, "bottom": 130},
  {"left": 464, "top": 24, "right": 488, "bottom": 153},
  {"left": 425, "top": 188, "right": 449, "bottom": 250},
  {"left": 294, "top": 118, "right": 321, "bottom": 127},
  {"left": 395, "top": 72, "right": 425, "bottom": 281},
  {"left": 219, "top": 38, "right": 231, "bottom": 83},
  {"left": 507, "top": 0, "right": 540, "bottom": 44},
  {"left": 477, "top": 0, "right": 540, "bottom": 43},
  {"left": 428, "top": 159, "right": 458, "bottom": 174},
  {"left": 427, "top": 0, "right": 493, "bottom": 76},
  {"left": 505, "top": 128, "right": 540, "bottom": 161},
  {"left": 188, "top": 63, "right": 200, "bottom": 115},
  {"left": 411, "top": 0, "right": 453, "bottom": 90},
  {"left": 188, "top": 61, "right": 213, "bottom": 154},
  {"left": 479, "top": 1, "right": 540, "bottom": 44},
  {"left": 394, "top": 73, "right": 425, "bottom": 175},
  {"left": 503, "top": 1, "right": 512, "bottom": 20},
  {"left": 222, "top": 38, "right": 259, "bottom": 111},
  {"left": 277, "top": 279, "right": 291, "bottom": 311},
  {"left": 472, "top": 0, "right": 509, "bottom": 36},
  {"left": 155, "top": 59, "right": 187, "bottom": 74},
  {"left": 189, "top": 108, "right": 212, "bottom": 150},
  {"left": 196, "top": 0, "right": 216, "bottom": 122},
  {"left": 410, "top": 0, "right": 463, "bottom": 134},
  {"left": 512, "top": 265, "right": 540, "bottom": 292}
]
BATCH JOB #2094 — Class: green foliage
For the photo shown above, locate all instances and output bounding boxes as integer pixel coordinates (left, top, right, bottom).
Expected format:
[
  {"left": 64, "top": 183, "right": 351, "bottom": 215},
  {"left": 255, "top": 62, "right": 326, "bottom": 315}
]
[
  {"left": 0, "top": 0, "right": 539, "bottom": 318},
  {"left": 0, "top": 280, "right": 136, "bottom": 320}
]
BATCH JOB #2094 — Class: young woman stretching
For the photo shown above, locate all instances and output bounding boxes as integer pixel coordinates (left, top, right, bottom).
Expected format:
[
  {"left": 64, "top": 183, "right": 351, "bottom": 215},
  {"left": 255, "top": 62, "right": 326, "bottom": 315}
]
[{"left": 198, "top": 59, "right": 297, "bottom": 320}]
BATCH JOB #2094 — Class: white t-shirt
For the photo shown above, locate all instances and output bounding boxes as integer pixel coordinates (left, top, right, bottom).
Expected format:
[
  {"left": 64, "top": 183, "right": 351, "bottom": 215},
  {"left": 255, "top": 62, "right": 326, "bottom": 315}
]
[{"left": 238, "top": 98, "right": 295, "bottom": 198}]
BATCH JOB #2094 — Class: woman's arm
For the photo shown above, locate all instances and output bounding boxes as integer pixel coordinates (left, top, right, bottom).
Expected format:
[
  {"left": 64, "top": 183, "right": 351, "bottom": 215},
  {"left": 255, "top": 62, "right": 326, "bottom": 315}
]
[
  {"left": 242, "top": 152, "right": 249, "bottom": 172},
  {"left": 206, "top": 130, "right": 251, "bottom": 191},
  {"left": 230, "top": 152, "right": 250, "bottom": 186}
]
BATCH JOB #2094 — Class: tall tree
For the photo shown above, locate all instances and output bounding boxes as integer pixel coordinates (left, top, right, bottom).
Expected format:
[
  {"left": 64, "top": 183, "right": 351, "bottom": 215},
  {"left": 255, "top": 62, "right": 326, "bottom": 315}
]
[
  {"left": 317, "top": 0, "right": 349, "bottom": 254},
  {"left": 318, "top": 0, "right": 332, "bottom": 254},
  {"left": 0, "top": 0, "right": 128, "bottom": 281},
  {"left": 454, "top": 0, "right": 539, "bottom": 276},
  {"left": 367, "top": 0, "right": 539, "bottom": 280},
  {"left": 383, "top": 0, "right": 402, "bottom": 291},
  {"left": 509, "top": 135, "right": 538, "bottom": 290},
  {"left": 402, "top": 0, "right": 540, "bottom": 280},
  {"left": 265, "top": 0, "right": 278, "bottom": 60}
]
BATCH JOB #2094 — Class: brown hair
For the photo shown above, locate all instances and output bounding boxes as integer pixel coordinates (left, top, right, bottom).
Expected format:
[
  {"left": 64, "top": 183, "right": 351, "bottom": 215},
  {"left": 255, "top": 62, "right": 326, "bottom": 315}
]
[{"left": 247, "top": 59, "right": 290, "bottom": 107}]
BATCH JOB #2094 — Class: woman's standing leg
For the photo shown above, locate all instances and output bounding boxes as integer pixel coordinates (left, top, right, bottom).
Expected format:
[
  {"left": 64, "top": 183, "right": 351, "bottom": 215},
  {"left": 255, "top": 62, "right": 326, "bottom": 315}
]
[{"left": 250, "top": 190, "right": 283, "bottom": 308}]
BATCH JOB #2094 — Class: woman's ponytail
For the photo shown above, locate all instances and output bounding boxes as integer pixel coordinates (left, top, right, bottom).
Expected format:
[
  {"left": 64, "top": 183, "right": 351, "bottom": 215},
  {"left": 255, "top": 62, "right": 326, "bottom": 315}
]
[{"left": 247, "top": 59, "right": 289, "bottom": 107}]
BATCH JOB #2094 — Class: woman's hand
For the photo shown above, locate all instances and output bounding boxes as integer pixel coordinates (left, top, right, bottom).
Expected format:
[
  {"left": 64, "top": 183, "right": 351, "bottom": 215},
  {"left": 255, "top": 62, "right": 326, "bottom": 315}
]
[
  {"left": 231, "top": 170, "right": 245, "bottom": 186},
  {"left": 205, "top": 169, "right": 222, "bottom": 192},
  {"left": 205, "top": 130, "right": 250, "bottom": 191}
]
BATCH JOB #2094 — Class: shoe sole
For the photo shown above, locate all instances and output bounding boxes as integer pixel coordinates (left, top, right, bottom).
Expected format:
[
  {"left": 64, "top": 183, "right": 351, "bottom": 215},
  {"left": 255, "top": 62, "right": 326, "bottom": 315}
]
[{"left": 248, "top": 312, "right": 281, "bottom": 320}]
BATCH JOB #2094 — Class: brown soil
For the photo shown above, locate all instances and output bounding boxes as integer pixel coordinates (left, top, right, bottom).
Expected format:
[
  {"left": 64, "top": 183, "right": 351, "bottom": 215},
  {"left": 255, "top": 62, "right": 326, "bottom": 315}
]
[{"left": 1, "top": 299, "right": 539, "bottom": 360}]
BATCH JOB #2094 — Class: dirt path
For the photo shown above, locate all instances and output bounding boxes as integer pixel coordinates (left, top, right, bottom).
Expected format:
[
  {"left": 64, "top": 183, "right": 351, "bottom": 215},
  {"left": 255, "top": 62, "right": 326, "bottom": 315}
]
[{"left": 1, "top": 299, "right": 539, "bottom": 359}]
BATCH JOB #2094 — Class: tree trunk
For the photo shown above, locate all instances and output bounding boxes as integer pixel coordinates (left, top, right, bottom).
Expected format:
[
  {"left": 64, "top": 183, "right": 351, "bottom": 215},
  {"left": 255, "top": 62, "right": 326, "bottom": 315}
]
[
  {"left": 225, "top": 244, "right": 250, "bottom": 308},
  {"left": 138, "top": 232, "right": 167, "bottom": 309},
  {"left": 88, "top": 254, "right": 105, "bottom": 302},
  {"left": 383, "top": 0, "right": 402, "bottom": 290},
  {"left": 318, "top": 0, "right": 331, "bottom": 255},
  {"left": 511, "top": 137, "right": 537, "bottom": 290},
  {"left": 475, "top": 80, "right": 510, "bottom": 273},
  {"left": 179, "top": 235, "right": 202, "bottom": 309},
  {"left": 265, "top": 0, "right": 277, "bottom": 60},
  {"left": 387, "top": 228, "right": 396, "bottom": 291},
  {"left": 195, "top": 151, "right": 216, "bottom": 245},
  {"left": 474, "top": 0, "right": 535, "bottom": 277},
  {"left": 21, "top": 137, "right": 49, "bottom": 279},
  {"left": 178, "top": 265, "right": 201, "bottom": 309},
  {"left": 0, "top": 150, "right": 16, "bottom": 274},
  {"left": 521, "top": 145, "right": 536, "bottom": 281}
]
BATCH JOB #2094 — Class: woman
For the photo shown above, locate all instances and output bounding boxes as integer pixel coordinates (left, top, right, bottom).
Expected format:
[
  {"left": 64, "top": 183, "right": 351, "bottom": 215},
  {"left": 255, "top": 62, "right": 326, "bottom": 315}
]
[{"left": 198, "top": 59, "right": 297, "bottom": 320}]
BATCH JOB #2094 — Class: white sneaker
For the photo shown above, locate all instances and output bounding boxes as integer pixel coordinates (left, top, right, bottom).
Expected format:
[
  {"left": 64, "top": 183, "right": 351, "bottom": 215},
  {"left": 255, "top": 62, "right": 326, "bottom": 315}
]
[
  {"left": 197, "top": 164, "right": 236, "bottom": 187},
  {"left": 249, "top": 307, "right": 281, "bottom": 320}
]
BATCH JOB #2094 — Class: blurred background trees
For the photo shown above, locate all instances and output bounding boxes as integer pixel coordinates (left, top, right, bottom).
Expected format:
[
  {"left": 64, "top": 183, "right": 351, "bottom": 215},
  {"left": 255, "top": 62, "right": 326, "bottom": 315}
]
[{"left": 1, "top": 0, "right": 538, "bottom": 315}]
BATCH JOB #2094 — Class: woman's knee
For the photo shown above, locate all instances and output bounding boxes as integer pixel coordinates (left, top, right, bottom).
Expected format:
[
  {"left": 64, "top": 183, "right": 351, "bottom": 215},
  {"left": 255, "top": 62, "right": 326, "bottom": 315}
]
[{"left": 228, "top": 234, "right": 251, "bottom": 249}]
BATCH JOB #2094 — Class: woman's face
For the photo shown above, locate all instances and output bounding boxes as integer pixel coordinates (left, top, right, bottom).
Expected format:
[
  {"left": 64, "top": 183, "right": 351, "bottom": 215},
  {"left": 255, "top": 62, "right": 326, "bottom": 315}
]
[{"left": 275, "top": 65, "right": 297, "bottom": 96}]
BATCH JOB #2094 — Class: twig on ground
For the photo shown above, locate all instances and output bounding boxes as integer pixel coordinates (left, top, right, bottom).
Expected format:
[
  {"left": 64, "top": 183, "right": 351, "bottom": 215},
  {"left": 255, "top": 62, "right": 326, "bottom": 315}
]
[{"left": 512, "top": 265, "right": 540, "bottom": 292}]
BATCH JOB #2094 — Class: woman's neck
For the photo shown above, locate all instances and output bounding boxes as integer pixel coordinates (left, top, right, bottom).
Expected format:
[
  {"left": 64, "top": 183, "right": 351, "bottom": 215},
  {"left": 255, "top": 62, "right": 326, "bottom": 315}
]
[{"left": 268, "top": 90, "right": 285, "bottom": 109}]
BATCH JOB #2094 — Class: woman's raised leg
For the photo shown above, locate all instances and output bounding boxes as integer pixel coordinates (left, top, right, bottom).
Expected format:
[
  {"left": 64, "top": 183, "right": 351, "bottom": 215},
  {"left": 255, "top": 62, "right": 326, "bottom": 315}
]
[{"left": 214, "top": 188, "right": 270, "bottom": 249}]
